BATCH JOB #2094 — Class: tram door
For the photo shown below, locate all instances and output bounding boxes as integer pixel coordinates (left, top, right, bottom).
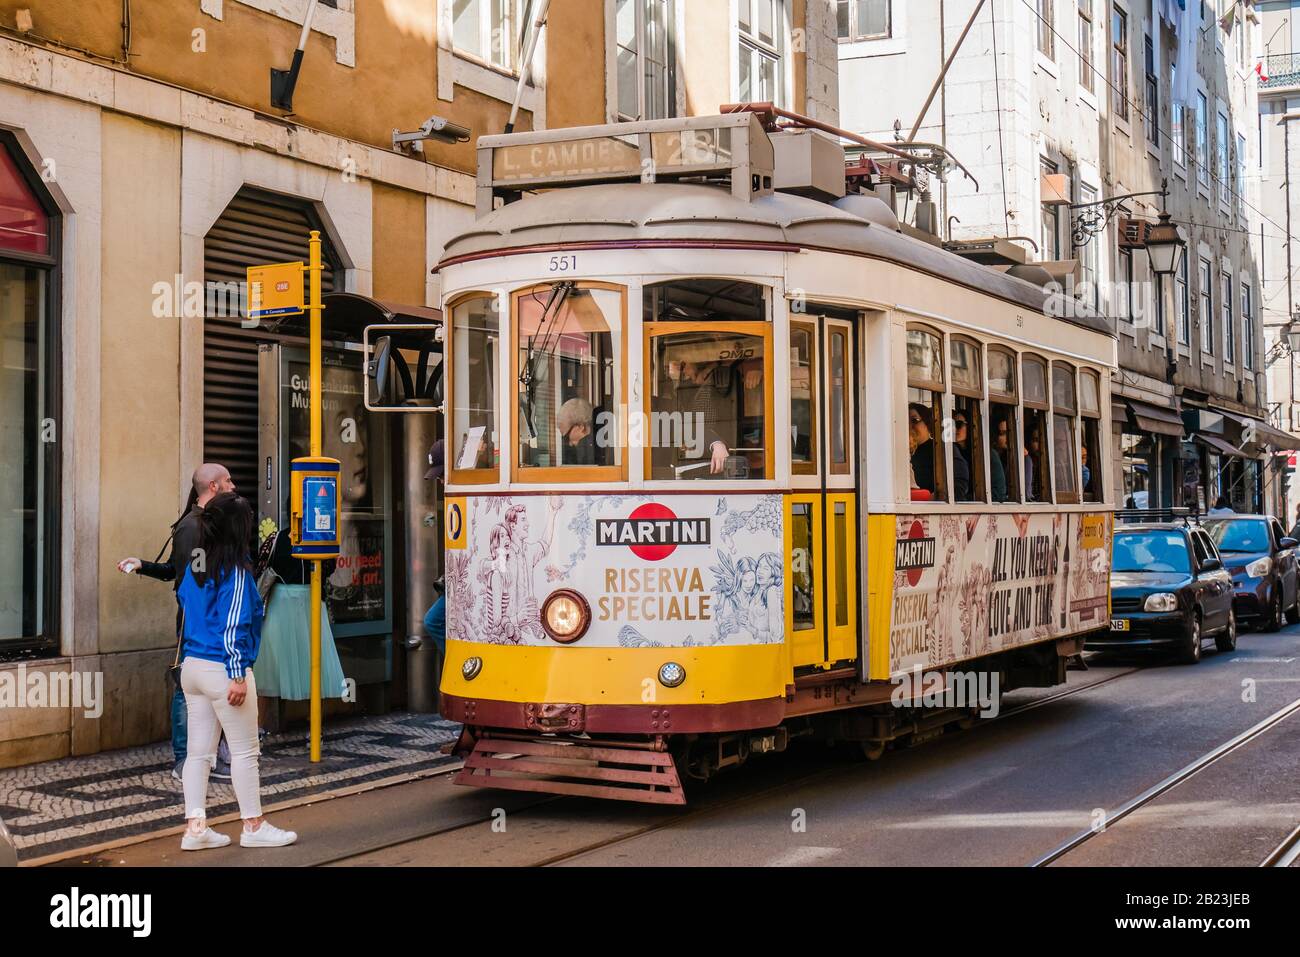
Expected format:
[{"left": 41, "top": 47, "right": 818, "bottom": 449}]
[{"left": 786, "top": 312, "right": 859, "bottom": 670}]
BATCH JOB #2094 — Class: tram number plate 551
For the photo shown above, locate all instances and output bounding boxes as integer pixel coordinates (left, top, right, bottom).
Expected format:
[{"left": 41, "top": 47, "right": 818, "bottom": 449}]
[
  {"left": 548, "top": 254, "right": 577, "bottom": 272},
  {"left": 1110, "top": 619, "right": 1130, "bottom": 631}
]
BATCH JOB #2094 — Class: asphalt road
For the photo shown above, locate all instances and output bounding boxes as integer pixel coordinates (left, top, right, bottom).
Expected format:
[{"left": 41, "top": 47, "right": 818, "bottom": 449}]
[{"left": 67, "top": 623, "right": 1300, "bottom": 867}]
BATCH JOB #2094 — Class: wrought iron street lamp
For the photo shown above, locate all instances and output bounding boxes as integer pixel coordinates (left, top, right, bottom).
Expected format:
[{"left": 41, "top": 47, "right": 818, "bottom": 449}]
[{"left": 1144, "top": 210, "right": 1186, "bottom": 277}]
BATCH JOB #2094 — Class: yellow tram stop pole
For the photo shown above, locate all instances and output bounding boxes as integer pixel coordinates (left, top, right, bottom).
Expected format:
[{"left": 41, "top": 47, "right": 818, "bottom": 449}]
[
  {"left": 306, "top": 230, "right": 324, "bottom": 764},
  {"left": 248, "top": 231, "right": 338, "bottom": 765}
]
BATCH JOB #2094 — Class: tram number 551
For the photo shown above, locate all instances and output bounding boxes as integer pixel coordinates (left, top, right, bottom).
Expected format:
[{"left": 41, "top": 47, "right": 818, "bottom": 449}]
[{"left": 548, "top": 254, "right": 577, "bottom": 273}]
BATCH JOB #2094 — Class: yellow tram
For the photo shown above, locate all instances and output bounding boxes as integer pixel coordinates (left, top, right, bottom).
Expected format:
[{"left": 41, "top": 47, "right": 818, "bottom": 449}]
[{"left": 433, "top": 110, "right": 1117, "bottom": 803}]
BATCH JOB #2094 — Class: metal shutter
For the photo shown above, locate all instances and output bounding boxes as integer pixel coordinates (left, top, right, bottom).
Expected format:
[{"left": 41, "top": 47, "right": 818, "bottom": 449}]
[{"left": 203, "top": 188, "right": 341, "bottom": 493}]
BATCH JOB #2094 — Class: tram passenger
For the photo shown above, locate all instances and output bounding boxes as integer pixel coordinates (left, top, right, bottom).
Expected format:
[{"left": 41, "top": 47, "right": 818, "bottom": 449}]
[
  {"left": 670, "top": 360, "right": 734, "bottom": 476},
  {"left": 557, "top": 397, "right": 596, "bottom": 466},
  {"left": 951, "top": 413, "right": 972, "bottom": 501},
  {"left": 908, "top": 403, "right": 937, "bottom": 495},
  {"left": 991, "top": 416, "right": 1010, "bottom": 502}
]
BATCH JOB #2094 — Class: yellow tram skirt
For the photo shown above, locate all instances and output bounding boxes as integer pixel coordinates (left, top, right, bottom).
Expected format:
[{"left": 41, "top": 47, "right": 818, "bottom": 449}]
[{"left": 439, "top": 638, "right": 789, "bottom": 734}]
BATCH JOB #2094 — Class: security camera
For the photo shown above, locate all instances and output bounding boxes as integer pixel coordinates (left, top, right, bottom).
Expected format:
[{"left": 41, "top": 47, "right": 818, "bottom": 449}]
[{"left": 393, "top": 115, "right": 472, "bottom": 154}]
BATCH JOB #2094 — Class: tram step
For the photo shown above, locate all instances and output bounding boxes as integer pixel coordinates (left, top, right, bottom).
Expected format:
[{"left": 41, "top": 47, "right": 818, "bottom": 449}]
[{"left": 455, "top": 734, "right": 687, "bottom": 805}]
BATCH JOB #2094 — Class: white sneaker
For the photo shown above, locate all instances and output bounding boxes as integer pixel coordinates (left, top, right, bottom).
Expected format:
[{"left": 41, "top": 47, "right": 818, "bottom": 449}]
[
  {"left": 240, "top": 821, "right": 298, "bottom": 848},
  {"left": 181, "top": 827, "right": 232, "bottom": 851}
]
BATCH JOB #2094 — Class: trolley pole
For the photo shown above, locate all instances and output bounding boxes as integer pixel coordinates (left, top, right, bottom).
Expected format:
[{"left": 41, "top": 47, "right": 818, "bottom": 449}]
[{"left": 307, "top": 230, "right": 323, "bottom": 763}]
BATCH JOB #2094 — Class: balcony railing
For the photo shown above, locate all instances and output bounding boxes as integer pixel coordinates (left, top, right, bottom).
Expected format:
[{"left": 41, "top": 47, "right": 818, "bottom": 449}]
[{"left": 1262, "top": 53, "right": 1300, "bottom": 90}]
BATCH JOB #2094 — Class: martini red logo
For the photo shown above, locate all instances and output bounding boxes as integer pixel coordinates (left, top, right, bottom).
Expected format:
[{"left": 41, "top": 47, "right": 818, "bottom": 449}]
[
  {"left": 596, "top": 503, "right": 711, "bottom": 561},
  {"left": 894, "top": 520, "right": 936, "bottom": 587}
]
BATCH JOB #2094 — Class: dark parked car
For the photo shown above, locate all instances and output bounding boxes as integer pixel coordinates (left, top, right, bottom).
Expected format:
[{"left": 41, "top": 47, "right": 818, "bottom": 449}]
[
  {"left": 1087, "top": 522, "right": 1235, "bottom": 663},
  {"left": 1203, "top": 515, "right": 1300, "bottom": 632}
]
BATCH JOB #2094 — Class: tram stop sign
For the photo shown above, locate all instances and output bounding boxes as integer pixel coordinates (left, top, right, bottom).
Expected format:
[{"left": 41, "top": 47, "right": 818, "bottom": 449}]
[
  {"left": 247, "top": 261, "right": 305, "bottom": 321},
  {"left": 289, "top": 456, "right": 341, "bottom": 559}
]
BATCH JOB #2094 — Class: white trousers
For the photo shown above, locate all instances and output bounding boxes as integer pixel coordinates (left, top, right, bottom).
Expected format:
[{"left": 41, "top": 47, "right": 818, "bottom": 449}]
[{"left": 181, "top": 657, "right": 262, "bottom": 820}]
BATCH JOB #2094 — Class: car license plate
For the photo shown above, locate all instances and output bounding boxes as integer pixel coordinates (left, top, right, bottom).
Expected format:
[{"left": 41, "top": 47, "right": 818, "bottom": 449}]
[{"left": 1110, "top": 619, "right": 1130, "bottom": 632}]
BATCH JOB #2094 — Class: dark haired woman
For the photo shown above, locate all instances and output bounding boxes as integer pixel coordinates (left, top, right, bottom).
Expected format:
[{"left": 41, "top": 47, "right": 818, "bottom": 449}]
[{"left": 177, "top": 492, "right": 297, "bottom": 851}]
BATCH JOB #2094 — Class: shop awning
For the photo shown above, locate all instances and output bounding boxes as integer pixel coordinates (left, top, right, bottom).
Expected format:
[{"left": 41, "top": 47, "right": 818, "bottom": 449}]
[
  {"left": 1126, "top": 398, "right": 1185, "bottom": 437},
  {"left": 1217, "top": 411, "right": 1300, "bottom": 452},
  {"left": 1194, "top": 433, "right": 1242, "bottom": 458}
]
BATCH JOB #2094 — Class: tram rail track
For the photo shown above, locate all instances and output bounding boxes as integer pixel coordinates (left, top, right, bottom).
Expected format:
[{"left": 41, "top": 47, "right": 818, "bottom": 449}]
[
  {"left": 1260, "top": 823, "right": 1300, "bottom": 868},
  {"left": 312, "top": 664, "right": 1142, "bottom": 867},
  {"left": 1030, "top": 694, "right": 1300, "bottom": 868}
]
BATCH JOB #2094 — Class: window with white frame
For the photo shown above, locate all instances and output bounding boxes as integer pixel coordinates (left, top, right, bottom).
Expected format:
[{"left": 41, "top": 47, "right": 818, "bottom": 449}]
[
  {"left": 1196, "top": 91, "right": 1209, "bottom": 187},
  {"left": 1041, "top": 157, "right": 1061, "bottom": 260},
  {"left": 837, "top": 0, "right": 890, "bottom": 41},
  {"left": 1143, "top": 34, "right": 1158, "bottom": 146},
  {"left": 1242, "top": 281, "right": 1254, "bottom": 370},
  {"left": 616, "top": 0, "right": 675, "bottom": 120},
  {"left": 738, "top": 0, "right": 784, "bottom": 107},
  {"left": 1236, "top": 131, "right": 1246, "bottom": 217},
  {"left": 453, "top": 0, "right": 520, "bottom": 73},
  {"left": 1112, "top": 5, "right": 1129, "bottom": 121},
  {"left": 1222, "top": 269, "right": 1234, "bottom": 363},
  {"left": 1176, "top": 254, "right": 1190, "bottom": 345},
  {"left": 1217, "top": 111, "right": 1230, "bottom": 204},
  {"left": 1079, "top": 0, "right": 1095, "bottom": 92},
  {"left": 1076, "top": 183, "right": 1099, "bottom": 311},
  {"left": 1171, "top": 61, "right": 1185, "bottom": 165},
  {"left": 1200, "top": 257, "right": 1214, "bottom": 353},
  {"left": 1039, "top": 0, "right": 1055, "bottom": 58}
]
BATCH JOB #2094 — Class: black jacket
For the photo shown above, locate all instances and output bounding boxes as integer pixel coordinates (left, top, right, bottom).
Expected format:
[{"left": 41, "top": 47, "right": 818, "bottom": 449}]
[{"left": 139, "top": 507, "right": 203, "bottom": 592}]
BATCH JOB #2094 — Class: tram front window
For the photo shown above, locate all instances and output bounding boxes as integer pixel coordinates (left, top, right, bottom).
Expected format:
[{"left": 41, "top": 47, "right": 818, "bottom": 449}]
[
  {"left": 515, "top": 284, "right": 623, "bottom": 477},
  {"left": 648, "top": 330, "right": 767, "bottom": 480},
  {"left": 450, "top": 294, "right": 499, "bottom": 476}
]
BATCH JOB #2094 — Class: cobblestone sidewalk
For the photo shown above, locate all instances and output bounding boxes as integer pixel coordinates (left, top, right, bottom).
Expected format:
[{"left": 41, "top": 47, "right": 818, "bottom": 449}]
[{"left": 0, "top": 712, "right": 462, "bottom": 862}]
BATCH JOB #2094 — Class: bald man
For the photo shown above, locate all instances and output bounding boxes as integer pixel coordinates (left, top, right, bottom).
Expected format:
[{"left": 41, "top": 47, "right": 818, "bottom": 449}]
[{"left": 118, "top": 463, "right": 235, "bottom": 780}]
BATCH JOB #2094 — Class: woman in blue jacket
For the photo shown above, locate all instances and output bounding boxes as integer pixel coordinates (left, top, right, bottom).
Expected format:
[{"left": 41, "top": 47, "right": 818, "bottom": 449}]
[{"left": 177, "top": 492, "right": 297, "bottom": 851}]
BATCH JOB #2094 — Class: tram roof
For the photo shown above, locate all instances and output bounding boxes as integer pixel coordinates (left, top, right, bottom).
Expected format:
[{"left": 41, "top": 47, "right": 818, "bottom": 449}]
[{"left": 438, "top": 182, "right": 1113, "bottom": 338}]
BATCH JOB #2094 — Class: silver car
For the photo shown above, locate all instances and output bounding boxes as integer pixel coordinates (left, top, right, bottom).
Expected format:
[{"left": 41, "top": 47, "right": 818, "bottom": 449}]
[{"left": 0, "top": 813, "right": 16, "bottom": 867}]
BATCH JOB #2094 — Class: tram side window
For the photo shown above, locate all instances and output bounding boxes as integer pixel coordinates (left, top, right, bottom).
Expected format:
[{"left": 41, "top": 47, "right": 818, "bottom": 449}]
[
  {"left": 791, "top": 321, "right": 816, "bottom": 474},
  {"left": 988, "top": 348, "right": 1019, "bottom": 503},
  {"left": 515, "top": 284, "right": 623, "bottom": 476},
  {"left": 906, "top": 327, "right": 946, "bottom": 502},
  {"left": 1051, "top": 364, "right": 1079, "bottom": 504},
  {"left": 950, "top": 337, "right": 986, "bottom": 502},
  {"left": 450, "top": 294, "right": 499, "bottom": 475},
  {"left": 1080, "top": 369, "right": 1102, "bottom": 503},
  {"left": 644, "top": 279, "right": 770, "bottom": 481},
  {"left": 1022, "top": 355, "right": 1051, "bottom": 503}
]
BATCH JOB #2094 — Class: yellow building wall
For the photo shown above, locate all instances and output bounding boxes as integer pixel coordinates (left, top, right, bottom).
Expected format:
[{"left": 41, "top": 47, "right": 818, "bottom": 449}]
[
  {"left": 682, "top": 0, "right": 732, "bottom": 117},
  {"left": 546, "top": 0, "right": 608, "bottom": 128},
  {"left": 96, "top": 113, "right": 183, "bottom": 655},
  {"left": 0, "top": 1, "right": 557, "bottom": 171},
  {"left": 372, "top": 182, "right": 428, "bottom": 306}
]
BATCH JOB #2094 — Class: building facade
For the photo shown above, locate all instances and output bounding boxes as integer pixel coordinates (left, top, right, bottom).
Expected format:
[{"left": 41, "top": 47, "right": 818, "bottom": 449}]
[
  {"left": 1258, "top": 0, "right": 1300, "bottom": 522},
  {"left": 0, "top": 0, "right": 840, "bottom": 767},
  {"left": 839, "top": 0, "right": 1285, "bottom": 517}
]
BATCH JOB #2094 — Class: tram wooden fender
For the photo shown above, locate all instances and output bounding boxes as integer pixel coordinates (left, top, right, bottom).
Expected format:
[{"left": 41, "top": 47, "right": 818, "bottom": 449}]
[{"left": 455, "top": 732, "right": 687, "bottom": 805}]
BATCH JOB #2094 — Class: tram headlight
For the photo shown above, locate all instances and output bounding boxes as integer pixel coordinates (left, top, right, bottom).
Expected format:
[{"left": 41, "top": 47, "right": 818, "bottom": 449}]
[
  {"left": 1143, "top": 593, "right": 1178, "bottom": 613},
  {"left": 658, "top": 662, "right": 686, "bottom": 688},
  {"left": 461, "top": 656, "right": 482, "bottom": 680},
  {"left": 541, "top": 589, "right": 590, "bottom": 643}
]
